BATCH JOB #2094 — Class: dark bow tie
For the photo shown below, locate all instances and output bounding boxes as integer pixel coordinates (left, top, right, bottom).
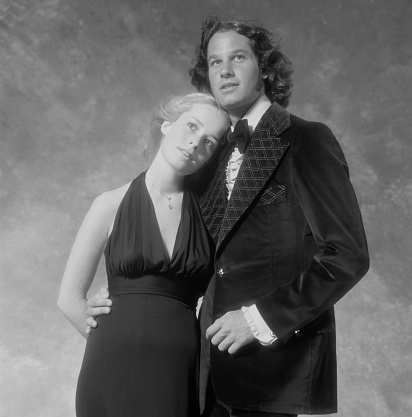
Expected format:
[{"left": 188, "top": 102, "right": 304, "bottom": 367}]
[{"left": 227, "top": 119, "right": 250, "bottom": 154}]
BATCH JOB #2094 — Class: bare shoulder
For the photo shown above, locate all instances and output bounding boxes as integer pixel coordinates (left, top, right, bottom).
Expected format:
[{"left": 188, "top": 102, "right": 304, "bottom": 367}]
[
  {"left": 90, "top": 182, "right": 133, "bottom": 237},
  {"left": 92, "top": 182, "right": 132, "bottom": 218}
]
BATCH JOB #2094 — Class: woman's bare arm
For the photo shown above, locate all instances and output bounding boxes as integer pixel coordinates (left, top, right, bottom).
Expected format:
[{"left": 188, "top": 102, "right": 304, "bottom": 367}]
[{"left": 57, "top": 186, "right": 128, "bottom": 338}]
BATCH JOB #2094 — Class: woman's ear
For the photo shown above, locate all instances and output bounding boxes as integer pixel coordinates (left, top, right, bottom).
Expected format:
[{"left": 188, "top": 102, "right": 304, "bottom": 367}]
[{"left": 161, "top": 120, "right": 172, "bottom": 135}]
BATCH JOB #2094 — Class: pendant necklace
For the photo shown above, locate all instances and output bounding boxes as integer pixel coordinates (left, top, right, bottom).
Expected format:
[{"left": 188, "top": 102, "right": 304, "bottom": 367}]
[{"left": 146, "top": 178, "right": 182, "bottom": 210}]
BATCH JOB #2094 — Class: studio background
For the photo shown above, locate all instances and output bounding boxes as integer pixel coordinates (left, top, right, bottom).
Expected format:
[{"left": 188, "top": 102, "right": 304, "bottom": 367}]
[{"left": 1, "top": 1, "right": 411, "bottom": 416}]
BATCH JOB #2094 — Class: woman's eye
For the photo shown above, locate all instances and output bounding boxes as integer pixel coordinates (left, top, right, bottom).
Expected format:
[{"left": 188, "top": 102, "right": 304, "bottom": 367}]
[
  {"left": 205, "top": 139, "right": 215, "bottom": 149},
  {"left": 187, "top": 122, "right": 196, "bottom": 131},
  {"left": 233, "top": 55, "right": 244, "bottom": 61},
  {"left": 210, "top": 60, "right": 220, "bottom": 67}
]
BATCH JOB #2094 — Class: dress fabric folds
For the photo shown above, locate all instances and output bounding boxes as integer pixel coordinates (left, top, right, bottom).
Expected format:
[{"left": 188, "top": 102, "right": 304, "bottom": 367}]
[{"left": 76, "top": 172, "right": 214, "bottom": 417}]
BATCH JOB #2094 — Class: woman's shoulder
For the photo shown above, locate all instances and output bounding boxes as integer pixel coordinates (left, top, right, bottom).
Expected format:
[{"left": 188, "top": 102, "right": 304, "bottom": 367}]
[{"left": 91, "top": 182, "right": 132, "bottom": 218}]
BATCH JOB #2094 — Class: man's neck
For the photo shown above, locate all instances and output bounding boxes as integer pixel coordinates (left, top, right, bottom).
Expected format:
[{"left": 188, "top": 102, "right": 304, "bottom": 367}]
[
  {"left": 229, "top": 94, "right": 272, "bottom": 132},
  {"left": 228, "top": 92, "right": 265, "bottom": 125}
]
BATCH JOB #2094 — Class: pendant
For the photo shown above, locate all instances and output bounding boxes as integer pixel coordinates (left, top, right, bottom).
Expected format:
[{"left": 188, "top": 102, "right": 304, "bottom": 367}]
[{"left": 168, "top": 200, "right": 173, "bottom": 210}]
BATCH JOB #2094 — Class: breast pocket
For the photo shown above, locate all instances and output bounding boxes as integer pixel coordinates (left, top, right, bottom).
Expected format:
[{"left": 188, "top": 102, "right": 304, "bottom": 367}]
[{"left": 256, "top": 185, "right": 286, "bottom": 207}]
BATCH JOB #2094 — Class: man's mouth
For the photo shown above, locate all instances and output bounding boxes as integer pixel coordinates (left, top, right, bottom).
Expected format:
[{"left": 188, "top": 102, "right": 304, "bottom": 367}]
[
  {"left": 220, "top": 82, "right": 238, "bottom": 90},
  {"left": 179, "top": 148, "right": 193, "bottom": 161}
]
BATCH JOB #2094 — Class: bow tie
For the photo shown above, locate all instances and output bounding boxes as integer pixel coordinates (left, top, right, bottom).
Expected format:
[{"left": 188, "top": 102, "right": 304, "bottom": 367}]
[{"left": 227, "top": 119, "right": 250, "bottom": 154}]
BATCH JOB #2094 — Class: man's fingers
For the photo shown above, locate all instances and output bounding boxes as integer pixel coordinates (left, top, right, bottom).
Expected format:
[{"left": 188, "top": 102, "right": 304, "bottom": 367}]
[
  {"left": 217, "top": 337, "right": 236, "bottom": 352},
  {"left": 87, "top": 297, "right": 112, "bottom": 308},
  {"left": 99, "top": 286, "right": 110, "bottom": 298},
  {"left": 206, "top": 321, "right": 221, "bottom": 339},
  {"left": 227, "top": 338, "right": 246, "bottom": 355},
  {"left": 211, "top": 332, "right": 242, "bottom": 352},
  {"left": 86, "top": 306, "right": 111, "bottom": 317},
  {"left": 86, "top": 316, "right": 97, "bottom": 328},
  {"left": 210, "top": 331, "right": 227, "bottom": 347}
]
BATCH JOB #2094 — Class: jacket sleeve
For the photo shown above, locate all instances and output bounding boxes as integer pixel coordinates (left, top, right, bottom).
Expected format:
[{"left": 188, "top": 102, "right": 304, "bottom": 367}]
[{"left": 255, "top": 121, "right": 369, "bottom": 343}]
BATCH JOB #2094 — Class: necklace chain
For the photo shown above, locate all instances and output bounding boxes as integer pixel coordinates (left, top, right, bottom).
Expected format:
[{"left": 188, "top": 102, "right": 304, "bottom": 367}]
[{"left": 146, "top": 178, "right": 182, "bottom": 210}]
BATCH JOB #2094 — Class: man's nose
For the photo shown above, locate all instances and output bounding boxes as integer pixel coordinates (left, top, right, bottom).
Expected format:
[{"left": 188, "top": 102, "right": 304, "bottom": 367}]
[{"left": 220, "top": 62, "right": 234, "bottom": 78}]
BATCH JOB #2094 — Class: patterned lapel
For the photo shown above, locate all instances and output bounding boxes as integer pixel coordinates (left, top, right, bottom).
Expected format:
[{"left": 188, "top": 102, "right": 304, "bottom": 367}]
[
  {"left": 200, "top": 103, "right": 290, "bottom": 247},
  {"left": 199, "top": 156, "right": 228, "bottom": 242}
]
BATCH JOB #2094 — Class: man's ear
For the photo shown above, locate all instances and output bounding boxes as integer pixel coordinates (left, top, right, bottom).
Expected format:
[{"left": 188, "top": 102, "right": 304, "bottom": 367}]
[{"left": 161, "top": 120, "right": 172, "bottom": 135}]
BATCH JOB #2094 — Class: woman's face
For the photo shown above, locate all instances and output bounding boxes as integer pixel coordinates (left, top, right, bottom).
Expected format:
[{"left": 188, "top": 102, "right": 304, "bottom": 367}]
[{"left": 160, "top": 103, "right": 229, "bottom": 176}]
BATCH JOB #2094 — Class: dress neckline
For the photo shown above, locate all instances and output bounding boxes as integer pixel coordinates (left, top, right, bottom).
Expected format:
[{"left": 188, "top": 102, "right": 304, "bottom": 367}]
[{"left": 143, "top": 171, "right": 184, "bottom": 264}]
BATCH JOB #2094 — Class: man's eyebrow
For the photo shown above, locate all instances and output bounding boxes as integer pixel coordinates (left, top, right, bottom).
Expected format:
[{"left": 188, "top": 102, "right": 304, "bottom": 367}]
[
  {"left": 232, "top": 49, "right": 249, "bottom": 55},
  {"left": 208, "top": 49, "right": 249, "bottom": 60}
]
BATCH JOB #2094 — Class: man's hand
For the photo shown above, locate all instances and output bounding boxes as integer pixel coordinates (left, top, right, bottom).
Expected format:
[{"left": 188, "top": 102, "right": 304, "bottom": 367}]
[
  {"left": 206, "top": 310, "right": 255, "bottom": 354},
  {"left": 85, "top": 286, "right": 112, "bottom": 334}
]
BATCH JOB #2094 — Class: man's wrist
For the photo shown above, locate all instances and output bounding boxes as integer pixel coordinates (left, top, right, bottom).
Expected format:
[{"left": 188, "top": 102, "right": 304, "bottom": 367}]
[{"left": 241, "top": 305, "right": 277, "bottom": 346}]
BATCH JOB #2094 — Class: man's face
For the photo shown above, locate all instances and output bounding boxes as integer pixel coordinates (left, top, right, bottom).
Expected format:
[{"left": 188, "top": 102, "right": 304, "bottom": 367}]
[{"left": 207, "top": 30, "right": 266, "bottom": 120}]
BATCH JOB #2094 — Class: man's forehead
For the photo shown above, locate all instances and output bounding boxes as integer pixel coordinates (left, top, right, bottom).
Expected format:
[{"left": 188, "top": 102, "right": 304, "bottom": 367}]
[{"left": 207, "top": 31, "right": 254, "bottom": 56}]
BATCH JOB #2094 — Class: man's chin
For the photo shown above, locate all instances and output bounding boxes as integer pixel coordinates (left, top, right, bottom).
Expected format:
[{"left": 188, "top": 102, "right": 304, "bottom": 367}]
[{"left": 217, "top": 96, "right": 239, "bottom": 111}]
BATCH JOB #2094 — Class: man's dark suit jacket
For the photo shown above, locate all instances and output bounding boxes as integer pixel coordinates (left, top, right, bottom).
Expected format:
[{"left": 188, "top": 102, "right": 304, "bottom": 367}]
[{"left": 197, "top": 103, "right": 370, "bottom": 415}]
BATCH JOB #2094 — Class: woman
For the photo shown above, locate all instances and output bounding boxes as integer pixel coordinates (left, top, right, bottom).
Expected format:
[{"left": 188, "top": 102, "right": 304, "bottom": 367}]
[{"left": 57, "top": 93, "right": 230, "bottom": 417}]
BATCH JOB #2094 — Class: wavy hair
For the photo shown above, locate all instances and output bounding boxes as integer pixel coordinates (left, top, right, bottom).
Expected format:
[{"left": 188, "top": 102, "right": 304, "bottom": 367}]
[
  {"left": 145, "top": 92, "right": 230, "bottom": 164},
  {"left": 189, "top": 15, "right": 293, "bottom": 108},
  {"left": 152, "top": 92, "right": 230, "bottom": 132}
]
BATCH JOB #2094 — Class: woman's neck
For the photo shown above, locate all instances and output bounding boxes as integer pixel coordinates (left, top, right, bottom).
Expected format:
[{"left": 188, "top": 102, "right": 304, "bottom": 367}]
[{"left": 146, "top": 160, "right": 184, "bottom": 195}]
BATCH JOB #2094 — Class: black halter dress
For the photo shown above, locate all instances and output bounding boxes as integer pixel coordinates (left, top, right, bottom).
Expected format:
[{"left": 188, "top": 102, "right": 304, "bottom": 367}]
[{"left": 76, "top": 171, "right": 214, "bottom": 417}]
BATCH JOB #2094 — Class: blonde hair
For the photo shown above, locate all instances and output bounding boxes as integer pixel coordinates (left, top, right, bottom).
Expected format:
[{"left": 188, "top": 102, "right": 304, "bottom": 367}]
[
  {"left": 153, "top": 92, "right": 230, "bottom": 131},
  {"left": 145, "top": 92, "right": 230, "bottom": 163}
]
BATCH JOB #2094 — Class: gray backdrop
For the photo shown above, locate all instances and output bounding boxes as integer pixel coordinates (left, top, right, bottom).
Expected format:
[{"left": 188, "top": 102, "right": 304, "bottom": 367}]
[{"left": 1, "top": 0, "right": 411, "bottom": 416}]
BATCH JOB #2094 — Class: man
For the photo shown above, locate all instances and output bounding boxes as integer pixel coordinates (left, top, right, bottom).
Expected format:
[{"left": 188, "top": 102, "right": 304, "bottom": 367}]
[{"left": 87, "top": 16, "right": 369, "bottom": 417}]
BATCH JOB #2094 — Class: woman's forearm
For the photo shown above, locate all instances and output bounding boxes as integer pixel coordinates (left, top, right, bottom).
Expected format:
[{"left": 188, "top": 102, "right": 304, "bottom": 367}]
[{"left": 58, "top": 296, "right": 89, "bottom": 339}]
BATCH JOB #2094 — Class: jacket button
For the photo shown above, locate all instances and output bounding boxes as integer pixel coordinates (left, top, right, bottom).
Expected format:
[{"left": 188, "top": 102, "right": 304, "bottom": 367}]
[{"left": 217, "top": 268, "right": 226, "bottom": 277}]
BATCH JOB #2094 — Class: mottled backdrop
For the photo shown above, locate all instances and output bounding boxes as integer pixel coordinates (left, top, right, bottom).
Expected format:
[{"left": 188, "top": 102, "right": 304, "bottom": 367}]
[{"left": 0, "top": 0, "right": 411, "bottom": 416}]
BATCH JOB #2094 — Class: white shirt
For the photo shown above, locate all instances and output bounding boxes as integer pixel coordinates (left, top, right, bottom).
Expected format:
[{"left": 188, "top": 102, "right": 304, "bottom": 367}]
[{"left": 226, "top": 95, "right": 277, "bottom": 346}]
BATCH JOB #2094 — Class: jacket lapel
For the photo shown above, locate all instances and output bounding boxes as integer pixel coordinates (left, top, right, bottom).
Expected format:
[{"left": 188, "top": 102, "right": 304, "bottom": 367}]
[
  {"left": 200, "top": 103, "right": 291, "bottom": 247},
  {"left": 199, "top": 156, "right": 228, "bottom": 242}
]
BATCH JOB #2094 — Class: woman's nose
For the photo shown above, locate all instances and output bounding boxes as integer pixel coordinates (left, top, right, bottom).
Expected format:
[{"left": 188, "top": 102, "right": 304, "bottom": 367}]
[{"left": 189, "top": 138, "right": 199, "bottom": 148}]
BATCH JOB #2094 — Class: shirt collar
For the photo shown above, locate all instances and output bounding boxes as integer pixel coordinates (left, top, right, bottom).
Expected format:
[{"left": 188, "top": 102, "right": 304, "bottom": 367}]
[{"left": 241, "top": 94, "right": 272, "bottom": 134}]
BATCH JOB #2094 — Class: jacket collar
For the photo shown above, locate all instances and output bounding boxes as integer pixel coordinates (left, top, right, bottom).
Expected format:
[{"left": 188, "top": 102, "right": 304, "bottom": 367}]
[
  {"left": 200, "top": 102, "right": 291, "bottom": 248},
  {"left": 242, "top": 94, "right": 272, "bottom": 134}
]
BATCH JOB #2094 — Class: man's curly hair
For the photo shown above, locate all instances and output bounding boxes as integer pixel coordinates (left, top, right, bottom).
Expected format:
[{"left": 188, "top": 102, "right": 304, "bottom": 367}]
[{"left": 189, "top": 15, "right": 293, "bottom": 108}]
